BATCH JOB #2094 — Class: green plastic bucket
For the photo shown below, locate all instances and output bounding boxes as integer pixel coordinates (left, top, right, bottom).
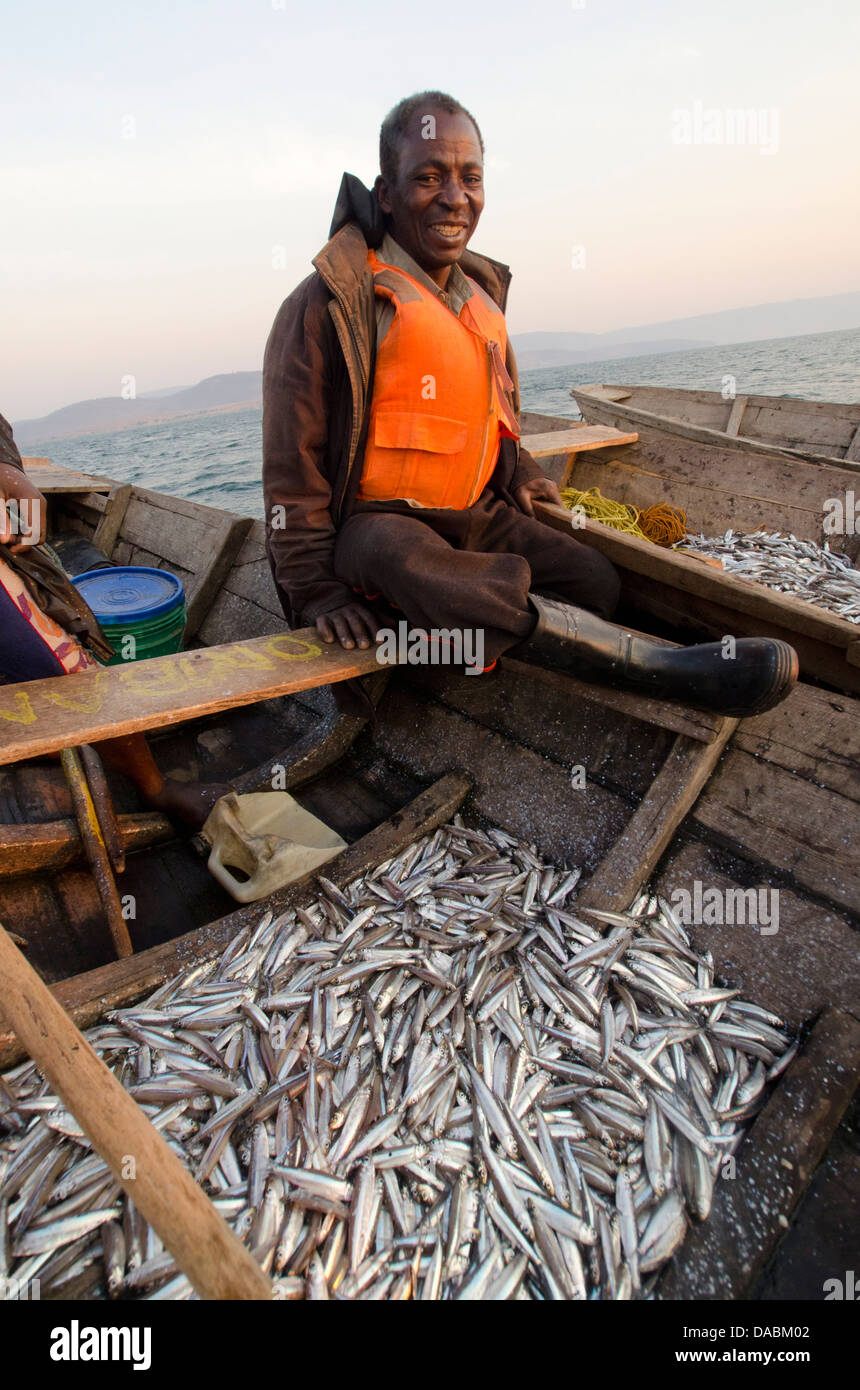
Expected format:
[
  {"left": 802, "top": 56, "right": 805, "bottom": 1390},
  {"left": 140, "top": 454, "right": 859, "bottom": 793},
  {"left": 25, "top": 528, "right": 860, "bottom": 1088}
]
[{"left": 73, "top": 567, "right": 186, "bottom": 665}]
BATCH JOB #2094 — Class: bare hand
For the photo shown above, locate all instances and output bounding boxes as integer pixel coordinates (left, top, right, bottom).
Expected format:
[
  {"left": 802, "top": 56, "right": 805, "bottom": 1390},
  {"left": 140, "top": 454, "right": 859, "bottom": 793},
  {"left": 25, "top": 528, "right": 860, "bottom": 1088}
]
[
  {"left": 315, "top": 602, "right": 380, "bottom": 651},
  {"left": 0, "top": 463, "right": 47, "bottom": 551},
  {"left": 514, "top": 476, "right": 564, "bottom": 517}
]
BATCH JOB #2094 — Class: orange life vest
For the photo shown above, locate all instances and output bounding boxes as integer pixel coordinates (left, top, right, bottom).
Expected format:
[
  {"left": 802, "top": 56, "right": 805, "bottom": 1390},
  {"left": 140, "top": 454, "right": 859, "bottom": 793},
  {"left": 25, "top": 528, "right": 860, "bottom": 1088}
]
[{"left": 357, "top": 250, "right": 520, "bottom": 509}]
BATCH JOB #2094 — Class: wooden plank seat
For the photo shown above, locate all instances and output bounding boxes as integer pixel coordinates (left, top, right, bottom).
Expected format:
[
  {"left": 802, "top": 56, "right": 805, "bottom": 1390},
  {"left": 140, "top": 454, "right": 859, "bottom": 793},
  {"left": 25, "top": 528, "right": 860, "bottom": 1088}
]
[
  {"left": 523, "top": 424, "right": 639, "bottom": 459},
  {"left": 0, "top": 629, "right": 383, "bottom": 764},
  {"left": 22, "top": 458, "right": 113, "bottom": 494}
]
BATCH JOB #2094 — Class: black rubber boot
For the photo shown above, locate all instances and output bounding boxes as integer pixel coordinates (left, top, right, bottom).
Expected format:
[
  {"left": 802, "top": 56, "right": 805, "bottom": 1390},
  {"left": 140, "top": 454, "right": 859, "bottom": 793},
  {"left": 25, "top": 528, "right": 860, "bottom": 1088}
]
[{"left": 515, "top": 595, "right": 798, "bottom": 717}]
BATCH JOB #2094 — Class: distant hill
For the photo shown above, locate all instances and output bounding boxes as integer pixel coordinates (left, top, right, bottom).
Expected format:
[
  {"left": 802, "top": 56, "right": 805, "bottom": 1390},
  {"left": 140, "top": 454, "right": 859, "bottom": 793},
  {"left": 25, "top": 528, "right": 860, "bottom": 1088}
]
[
  {"left": 14, "top": 372, "right": 262, "bottom": 445},
  {"left": 513, "top": 290, "right": 860, "bottom": 369},
  {"left": 13, "top": 290, "right": 859, "bottom": 442},
  {"left": 513, "top": 338, "right": 709, "bottom": 371}
]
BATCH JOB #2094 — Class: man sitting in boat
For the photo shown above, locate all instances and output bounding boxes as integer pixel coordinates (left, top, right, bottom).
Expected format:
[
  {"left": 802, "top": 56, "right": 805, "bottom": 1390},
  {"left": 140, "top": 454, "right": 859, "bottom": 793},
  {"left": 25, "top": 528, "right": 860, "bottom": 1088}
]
[
  {"left": 263, "top": 92, "right": 797, "bottom": 716},
  {"left": 0, "top": 412, "right": 227, "bottom": 828}
]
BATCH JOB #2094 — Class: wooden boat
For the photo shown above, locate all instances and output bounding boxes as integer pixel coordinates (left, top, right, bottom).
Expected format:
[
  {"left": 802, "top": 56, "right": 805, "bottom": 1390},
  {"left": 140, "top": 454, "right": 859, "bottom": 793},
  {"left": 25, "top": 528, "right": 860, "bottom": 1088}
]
[
  {"left": 519, "top": 412, "right": 860, "bottom": 696},
  {"left": 0, "top": 458, "right": 858, "bottom": 1300},
  {"left": 571, "top": 382, "right": 860, "bottom": 469}
]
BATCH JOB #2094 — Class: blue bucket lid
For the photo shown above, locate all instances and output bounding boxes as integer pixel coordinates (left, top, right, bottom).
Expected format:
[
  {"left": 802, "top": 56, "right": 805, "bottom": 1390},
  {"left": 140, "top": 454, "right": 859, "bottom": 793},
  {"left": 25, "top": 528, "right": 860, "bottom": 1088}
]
[{"left": 73, "top": 567, "right": 185, "bottom": 621}]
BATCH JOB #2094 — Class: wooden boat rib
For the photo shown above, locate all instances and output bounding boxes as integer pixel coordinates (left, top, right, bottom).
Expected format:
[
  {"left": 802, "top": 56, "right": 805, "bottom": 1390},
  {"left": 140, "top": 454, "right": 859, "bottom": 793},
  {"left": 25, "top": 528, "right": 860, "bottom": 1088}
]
[
  {"left": 522, "top": 411, "right": 860, "bottom": 694},
  {"left": 0, "top": 458, "right": 858, "bottom": 1300},
  {"left": 571, "top": 382, "right": 860, "bottom": 469}
]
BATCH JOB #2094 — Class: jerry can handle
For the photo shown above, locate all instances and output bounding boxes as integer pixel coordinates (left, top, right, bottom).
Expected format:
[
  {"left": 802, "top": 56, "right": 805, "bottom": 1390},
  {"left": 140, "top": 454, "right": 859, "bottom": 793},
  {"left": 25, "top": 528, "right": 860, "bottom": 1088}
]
[{"left": 207, "top": 840, "right": 257, "bottom": 903}]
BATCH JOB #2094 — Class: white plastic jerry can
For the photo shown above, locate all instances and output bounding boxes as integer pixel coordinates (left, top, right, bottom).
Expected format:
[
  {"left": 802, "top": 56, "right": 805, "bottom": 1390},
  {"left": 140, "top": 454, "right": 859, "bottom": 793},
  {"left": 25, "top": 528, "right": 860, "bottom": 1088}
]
[{"left": 200, "top": 791, "right": 346, "bottom": 903}]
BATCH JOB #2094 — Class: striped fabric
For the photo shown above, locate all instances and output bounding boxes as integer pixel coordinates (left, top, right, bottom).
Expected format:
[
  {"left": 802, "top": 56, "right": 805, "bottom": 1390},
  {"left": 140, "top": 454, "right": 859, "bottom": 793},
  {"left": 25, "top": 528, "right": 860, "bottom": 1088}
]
[{"left": 0, "top": 552, "right": 96, "bottom": 684}]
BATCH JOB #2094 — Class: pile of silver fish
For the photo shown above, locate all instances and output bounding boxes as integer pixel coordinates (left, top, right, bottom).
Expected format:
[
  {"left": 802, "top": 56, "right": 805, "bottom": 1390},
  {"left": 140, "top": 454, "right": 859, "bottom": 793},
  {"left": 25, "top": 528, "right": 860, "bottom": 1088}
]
[
  {"left": 0, "top": 818, "right": 795, "bottom": 1301},
  {"left": 678, "top": 529, "right": 860, "bottom": 622}
]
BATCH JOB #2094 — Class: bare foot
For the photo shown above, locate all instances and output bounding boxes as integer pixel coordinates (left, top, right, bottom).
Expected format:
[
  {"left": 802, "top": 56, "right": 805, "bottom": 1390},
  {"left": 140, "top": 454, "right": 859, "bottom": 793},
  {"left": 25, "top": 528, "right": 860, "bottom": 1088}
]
[{"left": 144, "top": 779, "right": 232, "bottom": 831}]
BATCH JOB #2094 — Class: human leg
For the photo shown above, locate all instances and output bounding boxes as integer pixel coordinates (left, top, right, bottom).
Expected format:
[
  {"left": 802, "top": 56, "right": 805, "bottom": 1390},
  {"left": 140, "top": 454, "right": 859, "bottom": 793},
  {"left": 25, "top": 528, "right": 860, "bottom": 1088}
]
[
  {"left": 334, "top": 510, "right": 535, "bottom": 664},
  {"left": 465, "top": 494, "right": 621, "bottom": 620}
]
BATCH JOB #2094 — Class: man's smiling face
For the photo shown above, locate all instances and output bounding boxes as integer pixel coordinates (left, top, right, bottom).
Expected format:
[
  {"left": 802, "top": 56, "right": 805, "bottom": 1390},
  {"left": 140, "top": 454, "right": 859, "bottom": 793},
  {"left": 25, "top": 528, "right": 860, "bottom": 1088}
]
[{"left": 376, "top": 108, "right": 485, "bottom": 288}]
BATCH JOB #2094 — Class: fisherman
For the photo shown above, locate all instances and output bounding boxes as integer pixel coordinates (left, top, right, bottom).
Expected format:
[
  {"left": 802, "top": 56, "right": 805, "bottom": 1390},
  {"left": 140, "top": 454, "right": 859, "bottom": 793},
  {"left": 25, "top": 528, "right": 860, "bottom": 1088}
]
[
  {"left": 262, "top": 91, "right": 797, "bottom": 715},
  {"left": 0, "top": 411, "right": 228, "bottom": 828}
]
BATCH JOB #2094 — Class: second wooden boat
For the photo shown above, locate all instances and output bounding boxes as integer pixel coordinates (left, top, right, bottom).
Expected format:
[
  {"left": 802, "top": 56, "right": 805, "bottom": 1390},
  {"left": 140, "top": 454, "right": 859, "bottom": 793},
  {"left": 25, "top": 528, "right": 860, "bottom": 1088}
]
[
  {"left": 520, "top": 413, "right": 860, "bottom": 694},
  {"left": 570, "top": 382, "right": 860, "bottom": 469}
]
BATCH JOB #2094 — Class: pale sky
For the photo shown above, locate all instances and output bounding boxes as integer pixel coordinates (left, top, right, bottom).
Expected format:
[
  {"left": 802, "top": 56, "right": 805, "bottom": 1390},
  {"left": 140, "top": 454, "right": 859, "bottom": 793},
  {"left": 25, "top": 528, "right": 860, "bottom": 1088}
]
[{"left": 3, "top": 0, "right": 859, "bottom": 419}]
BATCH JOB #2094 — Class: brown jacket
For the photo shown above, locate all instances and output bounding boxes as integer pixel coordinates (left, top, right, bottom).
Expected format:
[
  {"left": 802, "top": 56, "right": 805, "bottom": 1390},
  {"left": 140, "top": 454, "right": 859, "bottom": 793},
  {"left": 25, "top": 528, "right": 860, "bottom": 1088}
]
[{"left": 262, "top": 174, "right": 543, "bottom": 625}]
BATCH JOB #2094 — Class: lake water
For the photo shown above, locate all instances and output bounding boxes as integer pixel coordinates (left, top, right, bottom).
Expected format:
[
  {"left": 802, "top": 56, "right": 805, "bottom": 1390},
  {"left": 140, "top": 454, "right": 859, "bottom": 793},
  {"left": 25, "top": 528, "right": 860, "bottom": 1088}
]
[{"left": 29, "top": 325, "right": 860, "bottom": 522}]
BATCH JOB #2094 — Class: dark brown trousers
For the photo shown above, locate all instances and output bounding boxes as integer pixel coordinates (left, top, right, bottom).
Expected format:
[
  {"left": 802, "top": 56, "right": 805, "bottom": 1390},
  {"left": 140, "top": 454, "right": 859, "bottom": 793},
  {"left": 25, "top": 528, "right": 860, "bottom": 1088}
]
[{"left": 334, "top": 489, "right": 621, "bottom": 666}]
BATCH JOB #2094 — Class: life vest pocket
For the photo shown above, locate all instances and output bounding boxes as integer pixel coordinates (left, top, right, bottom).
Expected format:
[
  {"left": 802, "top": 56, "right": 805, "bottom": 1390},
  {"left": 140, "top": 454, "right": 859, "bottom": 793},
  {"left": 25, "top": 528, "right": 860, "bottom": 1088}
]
[
  {"left": 360, "top": 412, "right": 473, "bottom": 506},
  {"left": 373, "top": 412, "right": 468, "bottom": 454}
]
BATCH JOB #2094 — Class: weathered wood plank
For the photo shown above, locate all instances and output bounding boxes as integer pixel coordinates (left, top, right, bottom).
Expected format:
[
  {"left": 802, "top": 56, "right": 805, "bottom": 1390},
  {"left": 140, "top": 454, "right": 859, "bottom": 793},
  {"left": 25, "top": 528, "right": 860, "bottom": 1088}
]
[
  {"left": 750, "top": 1098, "right": 860, "bottom": 1299},
  {"left": 524, "top": 425, "right": 639, "bottom": 458},
  {"left": 692, "top": 751, "right": 860, "bottom": 912},
  {"left": 92, "top": 482, "right": 133, "bottom": 559},
  {"left": 0, "top": 869, "right": 111, "bottom": 982},
  {"left": 724, "top": 394, "right": 748, "bottom": 437},
  {"left": 0, "top": 812, "right": 171, "bottom": 878},
  {"left": 578, "top": 721, "right": 738, "bottom": 911},
  {"left": 745, "top": 401, "right": 859, "bottom": 452},
  {"left": 733, "top": 683, "right": 860, "bottom": 803},
  {"left": 22, "top": 460, "right": 112, "bottom": 493},
  {"left": 0, "top": 629, "right": 384, "bottom": 764},
  {"left": 232, "top": 519, "right": 269, "bottom": 567},
  {"left": 574, "top": 385, "right": 633, "bottom": 404},
  {"left": 184, "top": 515, "right": 254, "bottom": 639},
  {"left": 127, "top": 485, "right": 247, "bottom": 525},
  {"left": 119, "top": 495, "right": 215, "bottom": 572},
  {"left": 568, "top": 450, "right": 839, "bottom": 543},
  {"left": 198, "top": 587, "right": 285, "bottom": 645},
  {"left": 0, "top": 772, "right": 473, "bottom": 1068},
  {"left": 520, "top": 412, "right": 583, "bottom": 435},
  {"left": 221, "top": 557, "right": 282, "bottom": 612},
  {"left": 657, "top": 1007, "right": 860, "bottom": 1300}
]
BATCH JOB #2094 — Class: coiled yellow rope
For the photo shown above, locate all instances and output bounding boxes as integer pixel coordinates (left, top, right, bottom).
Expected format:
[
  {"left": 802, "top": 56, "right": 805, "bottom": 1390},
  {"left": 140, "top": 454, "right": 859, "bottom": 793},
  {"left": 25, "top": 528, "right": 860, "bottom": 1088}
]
[{"left": 560, "top": 484, "right": 686, "bottom": 548}]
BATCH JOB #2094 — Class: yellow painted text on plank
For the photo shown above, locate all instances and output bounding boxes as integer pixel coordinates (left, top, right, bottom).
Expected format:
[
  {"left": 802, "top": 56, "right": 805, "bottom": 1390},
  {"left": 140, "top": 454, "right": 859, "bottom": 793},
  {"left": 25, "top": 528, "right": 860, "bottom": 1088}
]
[{"left": 0, "top": 635, "right": 322, "bottom": 726}]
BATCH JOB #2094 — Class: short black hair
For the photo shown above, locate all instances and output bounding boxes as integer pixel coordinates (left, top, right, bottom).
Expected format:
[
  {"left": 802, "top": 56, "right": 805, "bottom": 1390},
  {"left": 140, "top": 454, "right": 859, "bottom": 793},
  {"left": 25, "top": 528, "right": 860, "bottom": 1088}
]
[{"left": 379, "top": 91, "right": 484, "bottom": 186}]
